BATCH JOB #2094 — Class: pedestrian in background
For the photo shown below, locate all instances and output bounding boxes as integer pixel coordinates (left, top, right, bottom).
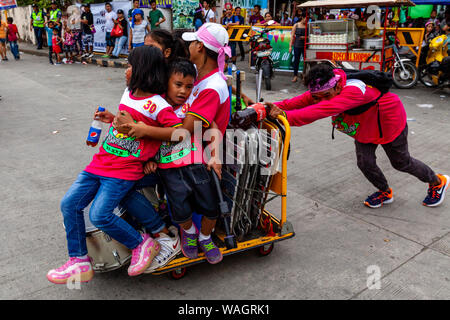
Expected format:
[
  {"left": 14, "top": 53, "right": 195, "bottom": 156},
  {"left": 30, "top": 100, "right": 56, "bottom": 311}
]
[
  {"left": 48, "top": 0, "right": 62, "bottom": 36},
  {"left": 203, "top": 1, "right": 215, "bottom": 23},
  {"left": 63, "top": 26, "right": 75, "bottom": 63},
  {"left": 51, "top": 27, "right": 63, "bottom": 65},
  {"left": 148, "top": 0, "right": 166, "bottom": 30},
  {"left": 129, "top": 9, "right": 150, "bottom": 51},
  {"left": 249, "top": 4, "right": 264, "bottom": 25},
  {"left": 193, "top": 6, "right": 204, "bottom": 31},
  {"left": 289, "top": 13, "right": 306, "bottom": 83},
  {"left": 103, "top": 2, "right": 117, "bottom": 58},
  {"left": 111, "top": 9, "right": 128, "bottom": 59},
  {"left": 234, "top": 7, "right": 245, "bottom": 61},
  {"left": 0, "top": 14, "right": 8, "bottom": 61},
  {"left": 128, "top": 0, "right": 140, "bottom": 22},
  {"left": 81, "top": 4, "right": 94, "bottom": 58},
  {"left": 30, "top": 4, "right": 46, "bottom": 50},
  {"left": 7, "top": 17, "right": 20, "bottom": 60},
  {"left": 45, "top": 21, "right": 55, "bottom": 64}
]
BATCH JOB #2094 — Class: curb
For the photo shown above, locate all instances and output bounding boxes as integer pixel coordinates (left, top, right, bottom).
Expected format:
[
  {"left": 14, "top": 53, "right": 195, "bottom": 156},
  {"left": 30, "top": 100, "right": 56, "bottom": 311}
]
[{"left": 20, "top": 47, "right": 127, "bottom": 68}]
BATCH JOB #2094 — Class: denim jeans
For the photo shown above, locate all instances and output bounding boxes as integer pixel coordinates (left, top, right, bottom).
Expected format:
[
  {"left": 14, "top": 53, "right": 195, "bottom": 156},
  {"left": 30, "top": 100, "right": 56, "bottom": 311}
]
[
  {"left": 119, "top": 173, "right": 165, "bottom": 234},
  {"left": 9, "top": 41, "right": 19, "bottom": 59},
  {"left": 112, "top": 36, "right": 127, "bottom": 57},
  {"left": 33, "top": 27, "right": 44, "bottom": 49},
  {"left": 60, "top": 171, "right": 142, "bottom": 257},
  {"left": 292, "top": 46, "right": 304, "bottom": 77}
]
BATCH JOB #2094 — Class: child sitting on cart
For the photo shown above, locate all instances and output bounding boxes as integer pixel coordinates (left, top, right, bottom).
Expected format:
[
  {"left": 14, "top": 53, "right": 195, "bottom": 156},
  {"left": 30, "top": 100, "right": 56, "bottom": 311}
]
[
  {"left": 47, "top": 46, "right": 183, "bottom": 284},
  {"left": 115, "top": 23, "right": 232, "bottom": 265}
]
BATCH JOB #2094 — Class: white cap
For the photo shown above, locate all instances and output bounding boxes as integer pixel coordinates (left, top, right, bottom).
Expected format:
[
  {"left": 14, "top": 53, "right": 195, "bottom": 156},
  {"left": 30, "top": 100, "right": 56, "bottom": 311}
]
[{"left": 182, "top": 23, "right": 229, "bottom": 53}]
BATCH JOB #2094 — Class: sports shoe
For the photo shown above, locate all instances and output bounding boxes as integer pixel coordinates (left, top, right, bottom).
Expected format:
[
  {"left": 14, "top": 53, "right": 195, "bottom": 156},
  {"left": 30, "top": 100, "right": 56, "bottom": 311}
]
[
  {"left": 364, "top": 188, "right": 394, "bottom": 208},
  {"left": 47, "top": 257, "right": 94, "bottom": 284},
  {"left": 423, "top": 174, "right": 449, "bottom": 207},
  {"left": 144, "top": 227, "right": 181, "bottom": 273},
  {"left": 88, "top": 53, "right": 94, "bottom": 58},
  {"left": 180, "top": 225, "right": 199, "bottom": 259},
  {"left": 199, "top": 237, "right": 223, "bottom": 264},
  {"left": 128, "top": 233, "right": 160, "bottom": 276}
]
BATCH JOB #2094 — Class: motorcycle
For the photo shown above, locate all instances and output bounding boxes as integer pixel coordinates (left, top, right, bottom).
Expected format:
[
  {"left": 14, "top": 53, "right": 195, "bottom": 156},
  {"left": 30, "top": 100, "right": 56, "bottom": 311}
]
[
  {"left": 244, "top": 21, "right": 275, "bottom": 102},
  {"left": 387, "top": 33, "right": 419, "bottom": 89},
  {"left": 419, "top": 34, "right": 450, "bottom": 89}
]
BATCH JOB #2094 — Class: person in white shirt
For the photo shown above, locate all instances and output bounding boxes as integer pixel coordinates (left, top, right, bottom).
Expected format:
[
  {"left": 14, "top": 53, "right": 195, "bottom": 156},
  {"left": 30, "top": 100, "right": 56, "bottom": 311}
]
[
  {"left": 103, "top": 2, "right": 118, "bottom": 58},
  {"left": 202, "top": 1, "right": 215, "bottom": 23}
]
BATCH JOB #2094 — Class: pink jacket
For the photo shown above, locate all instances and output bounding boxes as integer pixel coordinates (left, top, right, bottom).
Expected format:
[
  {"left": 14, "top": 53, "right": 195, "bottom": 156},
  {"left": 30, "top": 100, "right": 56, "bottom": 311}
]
[{"left": 275, "top": 69, "right": 407, "bottom": 145}]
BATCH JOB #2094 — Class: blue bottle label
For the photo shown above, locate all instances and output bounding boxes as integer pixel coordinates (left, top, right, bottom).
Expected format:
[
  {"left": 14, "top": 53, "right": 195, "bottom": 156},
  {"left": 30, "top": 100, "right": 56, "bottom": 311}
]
[{"left": 87, "top": 127, "right": 102, "bottom": 143}]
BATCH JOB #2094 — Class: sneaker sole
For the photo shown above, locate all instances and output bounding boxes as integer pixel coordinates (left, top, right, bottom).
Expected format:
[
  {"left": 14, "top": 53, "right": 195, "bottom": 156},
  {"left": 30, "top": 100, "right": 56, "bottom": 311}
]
[
  {"left": 364, "top": 197, "right": 394, "bottom": 209},
  {"left": 47, "top": 269, "right": 94, "bottom": 285},
  {"left": 128, "top": 242, "right": 161, "bottom": 277},
  {"left": 144, "top": 247, "right": 182, "bottom": 274},
  {"left": 423, "top": 175, "right": 450, "bottom": 207}
]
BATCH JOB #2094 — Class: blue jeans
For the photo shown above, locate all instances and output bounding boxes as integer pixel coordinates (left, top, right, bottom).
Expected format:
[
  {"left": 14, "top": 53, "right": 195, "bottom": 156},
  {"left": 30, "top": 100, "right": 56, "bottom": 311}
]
[
  {"left": 60, "top": 171, "right": 143, "bottom": 257},
  {"left": 9, "top": 41, "right": 19, "bottom": 59},
  {"left": 119, "top": 173, "right": 165, "bottom": 234},
  {"left": 33, "top": 27, "right": 44, "bottom": 49},
  {"left": 112, "top": 36, "right": 127, "bottom": 57}
]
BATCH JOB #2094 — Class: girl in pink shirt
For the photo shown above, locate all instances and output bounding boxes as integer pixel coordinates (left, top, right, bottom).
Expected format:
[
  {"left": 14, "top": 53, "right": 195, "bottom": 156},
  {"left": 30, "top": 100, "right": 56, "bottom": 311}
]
[
  {"left": 47, "top": 46, "right": 182, "bottom": 285},
  {"left": 268, "top": 64, "right": 448, "bottom": 208}
]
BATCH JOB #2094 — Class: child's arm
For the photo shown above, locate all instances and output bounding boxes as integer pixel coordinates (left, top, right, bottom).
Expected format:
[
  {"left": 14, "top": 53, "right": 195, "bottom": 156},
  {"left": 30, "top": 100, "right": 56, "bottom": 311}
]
[
  {"left": 206, "top": 121, "right": 222, "bottom": 179},
  {"left": 143, "top": 160, "right": 158, "bottom": 175}
]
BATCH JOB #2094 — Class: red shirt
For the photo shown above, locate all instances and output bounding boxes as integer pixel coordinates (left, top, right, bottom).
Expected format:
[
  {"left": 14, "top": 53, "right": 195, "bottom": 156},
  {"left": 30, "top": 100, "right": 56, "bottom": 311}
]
[
  {"left": 7, "top": 24, "right": 18, "bottom": 42},
  {"left": 157, "top": 68, "right": 230, "bottom": 168},
  {"left": 275, "top": 70, "right": 407, "bottom": 145},
  {"left": 85, "top": 89, "right": 182, "bottom": 180}
]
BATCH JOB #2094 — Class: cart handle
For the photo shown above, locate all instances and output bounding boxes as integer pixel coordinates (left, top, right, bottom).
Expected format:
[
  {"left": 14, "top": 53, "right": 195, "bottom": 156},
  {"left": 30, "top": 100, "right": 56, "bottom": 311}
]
[{"left": 277, "top": 115, "right": 291, "bottom": 228}]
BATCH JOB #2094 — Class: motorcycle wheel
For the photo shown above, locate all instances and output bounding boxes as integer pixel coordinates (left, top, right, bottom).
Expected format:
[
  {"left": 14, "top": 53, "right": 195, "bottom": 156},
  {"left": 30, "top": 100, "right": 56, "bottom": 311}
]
[
  {"left": 419, "top": 66, "right": 438, "bottom": 88},
  {"left": 393, "top": 61, "right": 418, "bottom": 89}
]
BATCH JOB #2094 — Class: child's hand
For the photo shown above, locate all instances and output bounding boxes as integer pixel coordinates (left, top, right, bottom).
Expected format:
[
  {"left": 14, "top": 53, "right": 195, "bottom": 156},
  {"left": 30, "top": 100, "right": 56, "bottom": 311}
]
[
  {"left": 207, "top": 157, "right": 222, "bottom": 180},
  {"left": 120, "top": 121, "right": 148, "bottom": 139},
  {"left": 95, "top": 108, "right": 115, "bottom": 123},
  {"left": 113, "top": 110, "right": 134, "bottom": 129},
  {"left": 144, "top": 161, "right": 158, "bottom": 175}
]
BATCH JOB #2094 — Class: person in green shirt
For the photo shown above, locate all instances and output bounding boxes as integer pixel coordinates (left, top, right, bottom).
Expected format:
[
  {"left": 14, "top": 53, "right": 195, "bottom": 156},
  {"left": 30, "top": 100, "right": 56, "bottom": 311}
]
[{"left": 148, "top": 0, "right": 165, "bottom": 30}]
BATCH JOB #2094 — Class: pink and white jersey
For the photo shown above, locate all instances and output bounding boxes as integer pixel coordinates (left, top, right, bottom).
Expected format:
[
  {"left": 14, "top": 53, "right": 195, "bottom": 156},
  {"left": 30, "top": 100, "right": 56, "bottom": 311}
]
[
  {"left": 85, "top": 89, "right": 182, "bottom": 180},
  {"left": 158, "top": 68, "right": 230, "bottom": 169}
]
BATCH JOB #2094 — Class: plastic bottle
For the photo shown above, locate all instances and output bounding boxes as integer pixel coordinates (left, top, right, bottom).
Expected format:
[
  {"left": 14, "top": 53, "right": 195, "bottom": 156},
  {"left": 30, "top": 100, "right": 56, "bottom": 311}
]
[
  {"left": 230, "top": 103, "right": 270, "bottom": 130},
  {"left": 86, "top": 106, "right": 105, "bottom": 147}
]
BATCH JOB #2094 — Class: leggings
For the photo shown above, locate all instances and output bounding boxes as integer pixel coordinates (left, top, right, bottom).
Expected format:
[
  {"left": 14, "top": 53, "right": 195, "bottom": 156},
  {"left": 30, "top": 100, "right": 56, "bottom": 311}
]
[{"left": 355, "top": 124, "right": 437, "bottom": 191}]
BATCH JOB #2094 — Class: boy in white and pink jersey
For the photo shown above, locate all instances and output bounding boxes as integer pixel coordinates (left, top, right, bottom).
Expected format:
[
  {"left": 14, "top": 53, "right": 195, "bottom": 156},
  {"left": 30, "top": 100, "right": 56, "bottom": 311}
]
[{"left": 47, "top": 47, "right": 182, "bottom": 284}]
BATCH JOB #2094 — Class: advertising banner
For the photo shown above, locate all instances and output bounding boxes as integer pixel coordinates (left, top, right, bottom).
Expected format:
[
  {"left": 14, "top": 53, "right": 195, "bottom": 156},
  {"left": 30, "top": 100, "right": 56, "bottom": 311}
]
[
  {"left": 0, "top": 0, "right": 16, "bottom": 10},
  {"left": 228, "top": 26, "right": 301, "bottom": 72},
  {"left": 90, "top": 1, "right": 131, "bottom": 54},
  {"left": 139, "top": 0, "right": 172, "bottom": 9}
]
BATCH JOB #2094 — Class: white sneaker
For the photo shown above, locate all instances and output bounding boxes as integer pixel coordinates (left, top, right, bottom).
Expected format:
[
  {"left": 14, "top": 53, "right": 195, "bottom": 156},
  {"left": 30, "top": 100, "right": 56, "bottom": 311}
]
[
  {"left": 88, "top": 53, "right": 94, "bottom": 58},
  {"left": 232, "top": 64, "right": 237, "bottom": 71},
  {"left": 144, "top": 226, "right": 181, "bottom": 273}
]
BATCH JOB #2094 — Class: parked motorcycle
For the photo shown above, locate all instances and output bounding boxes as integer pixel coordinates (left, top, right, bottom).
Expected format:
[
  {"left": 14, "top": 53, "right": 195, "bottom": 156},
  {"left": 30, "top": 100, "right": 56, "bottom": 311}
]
[
  {"left": 387, "top": 33, "right": 419, "bottom": 89},
  {"left": 419, "top": 34, "right": 450, "bottom": 89},
  {"left": 244, "top": 21, "right": 275, "bottom": 101}
]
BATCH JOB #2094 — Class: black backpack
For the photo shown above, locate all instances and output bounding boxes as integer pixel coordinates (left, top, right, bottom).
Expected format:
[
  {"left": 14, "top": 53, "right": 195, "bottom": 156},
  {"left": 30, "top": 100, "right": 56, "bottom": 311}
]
[{"left": 332, "top": 69, "right": 393, "bottom": 139}]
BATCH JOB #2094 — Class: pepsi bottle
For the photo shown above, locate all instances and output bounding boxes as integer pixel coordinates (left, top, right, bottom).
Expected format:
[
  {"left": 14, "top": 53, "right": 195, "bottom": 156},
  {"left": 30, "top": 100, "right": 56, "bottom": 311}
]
[{"left": 86, "top": 106, "right": 105, "bottom": 147}]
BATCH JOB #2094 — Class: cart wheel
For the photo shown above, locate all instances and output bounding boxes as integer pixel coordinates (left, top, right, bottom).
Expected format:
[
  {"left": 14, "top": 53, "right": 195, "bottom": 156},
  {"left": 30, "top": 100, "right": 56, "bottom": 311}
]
[
  {"left": 169, "top": 268, "right": 187, "bottom": 280},
  {"left": 258, "top": 243, "right": 274, "bottom": 256}
]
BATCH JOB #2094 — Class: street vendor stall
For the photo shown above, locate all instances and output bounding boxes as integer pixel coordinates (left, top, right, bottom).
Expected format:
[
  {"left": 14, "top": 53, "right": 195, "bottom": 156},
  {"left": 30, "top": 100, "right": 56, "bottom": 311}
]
[{"left": 298, "top": 0, "right": 417, "bottom": 75}]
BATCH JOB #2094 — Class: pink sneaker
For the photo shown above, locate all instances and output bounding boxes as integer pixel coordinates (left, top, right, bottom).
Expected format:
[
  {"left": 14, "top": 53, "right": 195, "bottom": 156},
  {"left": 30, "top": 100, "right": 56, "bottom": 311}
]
[
  {"left": 47, "top": 257, "right": 94, "bottom": 284},
  {"left": 128, "top": 233, "right": 160, "bottom": 276}
]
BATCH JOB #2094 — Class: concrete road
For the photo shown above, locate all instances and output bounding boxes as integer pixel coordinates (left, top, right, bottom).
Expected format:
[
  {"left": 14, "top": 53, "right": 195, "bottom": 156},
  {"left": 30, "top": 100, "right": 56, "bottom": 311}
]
[{"left": 1, "top": 53, "right": 449, "bottom": 300}]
